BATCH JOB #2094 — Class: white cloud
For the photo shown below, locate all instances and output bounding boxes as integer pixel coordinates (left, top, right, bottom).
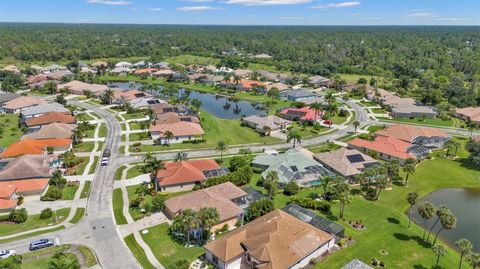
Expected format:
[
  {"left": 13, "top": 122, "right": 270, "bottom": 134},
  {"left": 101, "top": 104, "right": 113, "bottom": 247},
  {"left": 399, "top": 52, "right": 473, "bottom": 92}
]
[
  {"left": 224, "top": 0, "right": 311, "bottom": 6},
  {"left": 180, "top": 0, "right": 213, "bottom": 2},
  {"left": 406, "top": 11, "right": 467, "bottom": 22},
  {"left": 280, "top": 16, "right": 305, "bottom": 20},
  {"left": 86, "top": 0, "right": 131, "bottom": 5},
  {"left": 146, "top": 7, "right": 163, "bottom": 11},
  {"left": 407, "top": 12, "right": 436, "bottom": 17},
  {"left": 311, "top": 1, "right": 360, "bottom": 9},
  {"left": 177, "top": 6, "right": 224, "bottom": 11}
]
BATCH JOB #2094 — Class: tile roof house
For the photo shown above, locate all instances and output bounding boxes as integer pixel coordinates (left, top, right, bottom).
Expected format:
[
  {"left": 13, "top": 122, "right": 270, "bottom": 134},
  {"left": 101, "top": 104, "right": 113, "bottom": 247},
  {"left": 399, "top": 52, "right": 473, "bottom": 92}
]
[
  {"left": 267, "top": 82, "right": 290, "bottom": 92},
  {"left": 314, "top": 148, "right": 380, "bottom": 180},
  {"left": 57, "top": 80, "right": 109, "bottom": 96},
  {"left": 204, "top": 209, "right": 335, "bottom": 269},
  {"left": 20, "top": 102, "right": 70, "bottom": 119},
  {"left": 0, "top": 183, "right": 17, "bottom": 213},
  {"left": 233, "top": 69, "right": 253, "bottom": 78},
  {"left": 133, "top": 68, "right": 157, "bottom": 75},
  {"left": 0, "top": 179, "right": 49, "bottom": 198},
  {"left": 0, "top": 92, "right": 21, "bottom": 107},
  {"left": 1, "top": 138, "right": 72, "bottom": 158},
  {"left": 149, "top": 121, "right": 205, "bottom": 144},
  {"left": 27, "top": 74, "right": 49, "bottom": 85},
  {"left": 45, "top": 70, "right": 74, "bottom": 80},
  {"left": 25, "top": 112, "right": 76, "bottom": 128},
  {"left": 0, "top": 154, "right": 52, "bottom": 181},
  {"left": 44, "top": 64, "right": 67, "bottom": 73},
  {"left": 390, "top": 104, "right": 437, "bottom": 119},
  {"left": 375, "top": 124, "right": 450, "bottom": 146},
  {"left": 152, "top": 69, "right": 174, "bottom": 78},
  {"left": 153, "top": 112, "right": 200, "bottom": 125},
  {"left": 455, "top": 107, "right": 480, "bottom": 123},
  {"left": 279, "top": 106, "right": 322, "bottom": 123},
  {"left": 165, "top": 182, "right": 245, "bottom": 232},
  {"left": 22, "top": 123, "right": 75, "bottom": 140},
  {"left": 242, "top": 115, "right": 291, "bottom": 135},
  {"left": 156, "top": 159, "right": 225, "bottom": 192},
  {"left": 309, "top": 75, "right": 332, "bottom": 87},
  {"left": 111, "top": 89, "right": 152, "bottom": 104},
  {"left": 252, "top": 148, "right": 333, "bottom": 187},
  {"left": 2, "top": 96, "right": 47, "bottom": 114},
  {"left": 348, "top": 136, "right": 430, "bottom": 164}
]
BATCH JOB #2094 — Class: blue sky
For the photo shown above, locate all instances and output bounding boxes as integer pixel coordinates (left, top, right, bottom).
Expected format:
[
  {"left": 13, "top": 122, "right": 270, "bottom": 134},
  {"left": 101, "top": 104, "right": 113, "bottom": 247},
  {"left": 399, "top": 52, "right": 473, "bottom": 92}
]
[{"left": 0, "top": 0, "right": 479, "bottom": 25}]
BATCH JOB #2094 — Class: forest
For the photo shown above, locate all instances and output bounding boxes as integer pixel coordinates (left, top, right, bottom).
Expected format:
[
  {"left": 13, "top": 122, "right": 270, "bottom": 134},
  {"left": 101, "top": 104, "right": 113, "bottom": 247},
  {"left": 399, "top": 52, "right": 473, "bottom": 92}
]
[{"left": 1, "top": 23, "right": 479, "bottom": 106}]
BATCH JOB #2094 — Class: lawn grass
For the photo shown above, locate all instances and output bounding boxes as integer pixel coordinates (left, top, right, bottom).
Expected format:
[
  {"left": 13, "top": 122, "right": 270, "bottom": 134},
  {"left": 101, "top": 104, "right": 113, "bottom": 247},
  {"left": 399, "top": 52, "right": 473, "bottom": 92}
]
[
  {"left": 69, "top": 208, "right": 85, "bottom": 224},
  {"left": 141, "top": 223, "right": 205, "bottom": 268},
  {"left": 73, "top": 142, "right": 95, "bottom": 152},
  {"left": 339, "top": 74, "right": 374, "bottom": 84},
  {"left": 113, "top": 188, "right": 128, "bottom": 225},
  {"left": 330, "top": 111, "right": 350, "bottom": 125},
  {"left": 75, "top": 112, "right": 95, "bottom": 121},
  {"left": 371, "top": 107, "right": 387, "bottom": 114},
  {"left": 165, "top": 54, "right": 219, "bottom": 66},
  {"left": 80, "top": 181, "right": 92, "bottom": 199},
  {"left": 115, "top": 166, "right": 127, "bottom": 180},
  {"left": 61, "top": 184, "right": 79, "bottom": 200},
  {"left": 98, "top": 123, "right": 107, "bottom": 137},
  {"left": 124, "top": 234, "right": 157, "bottom": 269},
  {"left": 119, "top": 145, "right": 125, "bottom": 154},
  {"left": 377, "top": 117, "right": 455, "bottom": 128},
  {"left": 0, "top": 208, "right": 70, "bottom": 237},
  {"left": 129, "top": 132, "right": 151, "bottom": 141},
  {"left": 0, "top": 226, "right": 65, "bottom": 244},
  {"left": 366, "top": 125, "right": 386, "bottom": 133},
  {"left": 359, "top": 100, "right": 378, "bottom": 107},
  {"left": 78, "top": 245, "right": 98, "bottom": 267},
  {"left": 88, "top": 156, "right": 99, "bottom": 174},
  {"left": 22, "top": 250, "right": 77, "bottom": 269},
  {"left": 123, "top": 112, "right": 147, "bottom": 120},
  {"left": 306, "top": 142, "right": 341, "bottom": 154},
  {"left": 0, "top": 114, "right": 23, "bottom": 147},
  {"left": 126, "top": 164, "right": 145, "bottom": 180},
  {"left": 128, "top": 120, "right": 149, "bottom": 131}
]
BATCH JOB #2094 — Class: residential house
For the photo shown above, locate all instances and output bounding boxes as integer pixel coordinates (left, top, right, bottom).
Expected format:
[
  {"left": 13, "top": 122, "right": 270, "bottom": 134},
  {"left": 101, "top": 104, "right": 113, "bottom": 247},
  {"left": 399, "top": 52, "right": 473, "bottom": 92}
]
[
  {"left": 44, "top": 64, "right": 67, "bottom": 73},
  {"left": 133, "top": 68, "right": 157, "bottom": 76},
  {"left": 390, "top": 104, "right": 436, "bottom": 119},
  {"left": 2, "top": 96, "right": 47, "bottom": 114},
  {"left": 152, "top": 69, "right": 174, "bottom": 78},
  {"left": 0, "top": 93, "right": 21, "bottom": 109},
  {"left": 257, "top": 70, "right": 284, "bottom": 82},
  {"left": 45, "top": 70, "right": 74, "bottom": 81},
  {"left": 132, "top": 61, "right": 152, "bottom": 68},
  {"left": 27, "top": 74, "right": 49, "bottom": 85},
  {"left": 25, "top": 112, "right": 76, "bottom": 129},
  {"left": 150, "top": 103, "right": 189, "bottom": 117},
  {"left": 153, "top": 62, "right": 170, "bottom": 70},
  {"left": 1, "top": 138, "right": 72, "bottom": 158},
  {"left": 281, "top": 89, "right": 316, "bottom": 101},
  {"left": 348, "top": 136, "right": 430, "bottom": 164},
  {"left": 31, "top": 65, "right": 47, "bottom": 74},
  {"left": 165, "top": 182, "right": 244, "bottom": 233},
  {"left": 455, "top": 107, "right": 480, "bottom": 124},
  {"left": 20, "top": 102, "right": 70, "bottom": 120},
  {"left": 252, "top": 148, "right": 333, "bottom": 187},
  {"left": 341, "top": 259, "right": 374, "bottom": 269},
  {"left": 233, "top": 69, "right": 253, "bottom": 78},
  {"left": 1, "top": 65, "right": 20, "bottom": 74},
  {"left": 153, "top": 113, "right": 200, "bottom": 125},
  {"left": 279, "top": 106, "right": 322, "bottom": 123},
  {"left": 0, "top": 184, "right": 18, "bottom": 213},
  {"left": 91, "top": 61, "right": 108, "bottom": 68},
  {"left": 343, "top": 84, "right": 374, "bottom": 93},
  {"left": 30, "top": 80, "right": 58, "bottom": 90},
  {"left": 129, "top": 97, "right": 165, "bottom": 109},
  {"left": 155, "top": 159, "right": 225, "bottom": 192},
  {"left": 309, "top": 75, "right": 332, "bottom": 87},
  {"left": 112, "top": 89, "right": 153, "bottom": 105},
  {"left": 313, "top": 148, "right": 380, "bottom": 181},
  {"left": 267, "top": 82, "right": 290, "bottom": 92},
  {"left": 115, "top": 61, "right": 132, "bottom": 69},
  {"left": 204, "top": 209, "right": 335, "bottom": 269},
  {"left": 149, "top": 121, "right": 205, "bottom": 143},
  {"left": 57, "top": 80, "right": 109, "bottom": 97},
  {"left": 375, "top": 124, "right": 450, "bottom": 149},
  {"left": 242, "top": 115, "right": 291, "bottom": 135},
  {"left": 251, "top": 53, "right": 273, "bottom": 59},
  {"left": 22, "top": 123, "right": 75, "bottom": 140},
  {"left": 228, "top": 80, "right": 266, "bottom": 92}
]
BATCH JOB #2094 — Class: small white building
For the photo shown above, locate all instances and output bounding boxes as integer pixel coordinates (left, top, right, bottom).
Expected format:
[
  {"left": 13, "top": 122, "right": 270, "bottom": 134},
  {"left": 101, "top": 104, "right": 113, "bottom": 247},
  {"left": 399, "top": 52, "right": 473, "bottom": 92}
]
[{"left": 115, "top": 61, "right": 132, "bottom": 69}]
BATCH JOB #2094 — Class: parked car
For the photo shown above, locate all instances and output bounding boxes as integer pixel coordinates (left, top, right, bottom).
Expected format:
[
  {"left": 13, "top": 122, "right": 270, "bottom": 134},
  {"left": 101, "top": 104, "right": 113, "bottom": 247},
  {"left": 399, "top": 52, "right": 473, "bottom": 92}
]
[
  {"left": 102, "top": 149, "right": 111, "bottom": 158},
  {"left": 0, "top": 250, "right": 15, "bottom": 259},
  {"left": 29, "top": 239, "right": 54, "bottom": 251},
  {"left": 101, "top": 157, "right": 109, "bottom": 166}
]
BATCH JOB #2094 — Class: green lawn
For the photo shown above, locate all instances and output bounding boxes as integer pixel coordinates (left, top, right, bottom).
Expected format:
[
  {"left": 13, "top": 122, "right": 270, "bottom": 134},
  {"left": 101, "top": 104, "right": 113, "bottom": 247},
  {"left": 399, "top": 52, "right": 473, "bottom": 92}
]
[
  {"left": 306, "top": 142, "right": 341, "bottom": 154},
  {"left": 23, "top": 251, "right": 78, "bottom": 269},
  {"left": 129, "top": 132, "right": 151, "bottom": 141},
  {"left": 0, "top": 114, "right": 23, "bottom": 147},
  {"left": 378, "top": 117, "right": 455, "bottom": 128},
  {"left": 69, "top": 208, "right": 85, "bottom": 224},
  {"left": 124, "top": 234, "right": 157, "bottom": 269},
  {"left": 339, "top": 74, "right": 374, "bottom": 84},
  {"left": 69, "top": 157, "right": 89, "bottom": 176},
  {"left": 165, "top": 54, "right": 219, "bottom": 66},
  {"left": 88, "top": 156, "right": 99, "bottom": 174},
  {"left": 359, "top": 100, "right": 378, "bottom": 107},
  {"left": 141, "top": 223, "right": 205, "bottom": 268},
  {"left": 139, "top": 110, "right": 280, "bottom": 152},
  {"left": 128, "top": 120, "right": 149, "bottom": 131},
  {"left": 113, "top": 188, "right": 128, "bottom": 225},
  {"left": 366, "top": 125, "right": 386, "bottom": 133},
  {"left": 123, "top": 112, "right": 147, "bottom": 120},
  {"left": 115, "top": 166, "right": 127, "bottom": 180},
  {"left": 126, "top": 164, "right": 145, "bottom": 179},
  {"left": 75, "top": 112, "right": 95, "bottom": 121},
  {"left": 62, "top": 184, "right": 79, "bottom": 200},
  {"left": 98, "top": 123, "right": 107, "bottom": 137},
  {"left": 330, "top": 111, "right": 350, "bottom": 125},
  {"left": 78, "top": 245, "right": 98, "bottom": 267},
  {"left": 73, "top": 142, "right": 95, "bottom": 152},
  {"left": 0, "top": 226, "right": 65, "bottom": 244},
  {"left": 119, "top": 145, "right": 125, "bottom": 154},
  {"left": 0, "top": 208, "right": 70, "bottom": 237},
  {"left": 80, "top": 181, "right": 92, "bottom": 199},
  {"left": 371, "top": 108, "right": 387, "bottom": 114}
]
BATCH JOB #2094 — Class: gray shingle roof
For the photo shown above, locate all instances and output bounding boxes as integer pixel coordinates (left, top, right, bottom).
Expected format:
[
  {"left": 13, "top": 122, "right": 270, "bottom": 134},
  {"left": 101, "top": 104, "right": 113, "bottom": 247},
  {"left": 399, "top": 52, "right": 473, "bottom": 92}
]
[
  {"left": 21, "top": 102, "right": 69, "bottom": 117},
  {"left": 341, "top": 258, "right": 373, "bottom": 269}
]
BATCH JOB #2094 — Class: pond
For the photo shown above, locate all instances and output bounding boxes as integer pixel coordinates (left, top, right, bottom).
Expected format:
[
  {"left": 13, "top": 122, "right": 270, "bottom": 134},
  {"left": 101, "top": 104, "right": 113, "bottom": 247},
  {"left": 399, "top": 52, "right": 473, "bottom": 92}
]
[
  {"left": 412, "top": 188, "right": 480, "bottom": 252},
  {"left": 108, "top": 82, "right": 266, "bottom": 119}
]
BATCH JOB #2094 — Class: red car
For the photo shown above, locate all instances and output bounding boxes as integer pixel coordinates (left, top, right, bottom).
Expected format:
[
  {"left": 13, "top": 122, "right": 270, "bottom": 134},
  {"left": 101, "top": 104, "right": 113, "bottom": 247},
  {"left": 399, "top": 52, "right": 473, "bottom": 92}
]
[{"left": 323, "top": 120, "right": 333, "bottom": 125}]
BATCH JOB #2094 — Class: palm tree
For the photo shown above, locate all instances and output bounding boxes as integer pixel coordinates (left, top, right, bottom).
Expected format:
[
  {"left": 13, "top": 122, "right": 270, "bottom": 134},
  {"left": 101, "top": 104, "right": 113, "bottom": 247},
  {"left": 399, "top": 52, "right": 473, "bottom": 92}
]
[
  {"left": 433, "top": 212, "right": 456, "bottom": 245},
  {"left": 238, "top": 148, "right": 252, "bottom": 158},
  {"left": 321, "top": 176, "right": 334, "bottom": 197},
  {"left": 444, "top": 139, "right": 456, "bottom": 157},
  {"left": 353, "top": 121, "right": 360, "bottom": 133},
  {"left": 328, "top": 103, "right": 338, "bottom": 116},
  {"left": 325, "top": 92, "right": 335, "bottom": 105},
  {"left": 336, "top": 181, "right": 351, "bottom": 219},
  {"left": 468, "top": 252, "right": 480, "bottom": 269},
  {"left": 287, "top": 129, "right": 302, "bottom": 148},
  {"left": 375, "top": 176, "right": 389, "bottom": 200},
  {"left": 198, "top": 207, "right": 220, "bottom": 240},
  {"left": 263, "top": 126, "right": 271, "bottom": 136},
  {"left": 216, "top": 140, "right": 228, "bottom": 161},
  {"left": 456, "top": 238, "right": 473, "bottom": 269},
  {"left": 190, "top": 98, "right": 202, "bottom": 113},
  {"left": 432, "top": 244, "right": 447, "bottom": 267},
  {"left": 163, "top": 131, "right": 174, "bottom": 145},
  {"left": 102, "top": 88, "right": 114, "bottom": 104},
  {"left": 267, "top": 87, "right": 280, "bottom": 104},
  {"left": 139, "top": 120, "right": 150, "bottom": 133},
  {"left": 427, "top": 205, "right": 449, "bottom": 243},
  {"left": 233, "top": 75, "right": 241, "bottom": 85},
  {"left": 144, "top": 156, "right": 165, "bottom": 194},
  {"left": 418, "top": 202, "right": 435, "bottom": 241},
  {"left": 182, "top": 209, "right": 200, "bottom": 244},
  {"left": 403, "top": 158, "right": 416, "bottom": 186},
  {"left": 264, "top": 171, "right": 279, "bottom": 198},
  {"left": 143, "top": 152, "right": 154, "bottom": 164},
  {"left": 309, "top": 102, "right": 322, "bottom": 122},
  {"left": 407, "top": 192, "right": 419, "bottom": 228}
]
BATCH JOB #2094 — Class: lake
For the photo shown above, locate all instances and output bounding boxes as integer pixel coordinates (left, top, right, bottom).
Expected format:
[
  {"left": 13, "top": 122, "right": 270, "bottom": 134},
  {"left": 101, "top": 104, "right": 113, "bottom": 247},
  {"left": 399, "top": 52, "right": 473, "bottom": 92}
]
[
  {"left": 412, "top": 188, "right": 480, "bottom": 252},
  {"left": 108, "top": 82, "right": 266, "bottom": 119}
]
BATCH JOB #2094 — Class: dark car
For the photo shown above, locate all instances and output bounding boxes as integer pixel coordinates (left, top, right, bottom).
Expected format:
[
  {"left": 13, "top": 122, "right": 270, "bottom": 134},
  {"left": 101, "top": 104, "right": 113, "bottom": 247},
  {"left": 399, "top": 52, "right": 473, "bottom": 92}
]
[{"left": 29, "top": 239, "right": 54, "bottom": 251}]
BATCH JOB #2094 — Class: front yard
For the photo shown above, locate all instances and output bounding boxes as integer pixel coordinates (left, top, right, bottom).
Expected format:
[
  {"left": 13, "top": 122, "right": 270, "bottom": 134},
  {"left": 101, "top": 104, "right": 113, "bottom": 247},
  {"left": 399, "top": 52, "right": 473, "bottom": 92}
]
[
  {"left": 0, "top": 208, "right": 70, "bottom": 237},
  {"left": 377, "top": 116, "right": 456, "bottom": 128}
]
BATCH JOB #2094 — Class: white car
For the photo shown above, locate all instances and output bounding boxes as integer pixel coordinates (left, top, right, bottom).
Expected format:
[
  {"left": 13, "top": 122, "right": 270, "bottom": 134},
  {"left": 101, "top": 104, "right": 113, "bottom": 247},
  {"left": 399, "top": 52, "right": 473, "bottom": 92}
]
[
  {"left": 101, "top": 157, "right": 109, "bottom": 166},
  {"left": 0, "top": 250, "right": 15, "bottom": 259}
]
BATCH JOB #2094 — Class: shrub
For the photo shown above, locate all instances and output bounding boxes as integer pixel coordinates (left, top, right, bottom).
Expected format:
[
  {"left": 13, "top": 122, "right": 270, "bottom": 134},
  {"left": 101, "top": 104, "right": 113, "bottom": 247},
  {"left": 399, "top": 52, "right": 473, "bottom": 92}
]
[
  {"left": 16, "top": 196, "right": 24, "bottom": 205},
  {"left": 151, "top": 195, "right": 166, "bottom": 212},
  {"left": 132, "top": 142, "right": 142, "bottom": 147},
  {"left": 338, "top": 109, "right": 347, "bottom": 117},
  {"left": 9, "top": 208, "right": 28, "bottom": 223},
  {"left": 229, "top": 156, "right": 248, "bottom": 172},
  {"left": 287, "top": 197, "right": 331, "bottom": 212},
  {"left": 181, "top": 138, "right": 206, "bottom": 144},
  {"left": 204, "top": 165, "right": 252, "bottom": 187},
  {"left": 40, "top": 208, "right": 53, "bottom": 219},
  {"left": 42, "top": 186, "right": 63, "bottom": 200},
  {"left": 170, "top": 259, "right": 189, "bottom": 269},
  {"left": 283, "top": 181, "right": 299, "bottom": 196}
]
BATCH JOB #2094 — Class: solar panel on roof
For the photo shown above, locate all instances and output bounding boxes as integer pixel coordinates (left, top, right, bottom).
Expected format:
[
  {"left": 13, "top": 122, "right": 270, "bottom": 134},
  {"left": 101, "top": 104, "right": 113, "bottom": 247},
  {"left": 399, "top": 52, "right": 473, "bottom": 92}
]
[
  {"left": 163, "top": 107, "right": 174, "bottom": 113},
  {"left": 290, "top": 166, "right": 298, "bottom": 172},
  {"left": 180, "top": 118, "right": 192, "bottom": 122},
  {"left": 134, "top": 93, "right": 146, "bottom": 98},
  {"left": 346, "top": 154, "right": 365, "bottom": 163}
]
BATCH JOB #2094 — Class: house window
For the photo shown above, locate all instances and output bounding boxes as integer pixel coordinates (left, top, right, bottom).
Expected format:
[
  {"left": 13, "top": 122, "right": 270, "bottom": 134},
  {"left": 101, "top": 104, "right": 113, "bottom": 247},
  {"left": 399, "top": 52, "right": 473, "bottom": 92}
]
[{"left": 212, "top": 256, "right": 218, "bottom": 265}]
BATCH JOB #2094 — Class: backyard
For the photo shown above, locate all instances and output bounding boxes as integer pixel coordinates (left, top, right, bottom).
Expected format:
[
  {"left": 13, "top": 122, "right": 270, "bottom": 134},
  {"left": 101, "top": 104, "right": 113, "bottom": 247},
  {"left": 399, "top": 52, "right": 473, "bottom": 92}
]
[{"left": 0, "top": 114, "right": 23, "bottom": 147}]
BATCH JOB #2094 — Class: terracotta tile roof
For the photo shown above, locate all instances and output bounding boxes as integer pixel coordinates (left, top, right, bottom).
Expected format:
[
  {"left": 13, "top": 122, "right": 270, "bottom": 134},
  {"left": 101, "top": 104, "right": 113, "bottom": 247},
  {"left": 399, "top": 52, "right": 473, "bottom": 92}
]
[
  {"left": 149, "top": 103, "right": 187, "bottom": 115},
  {"left": 156, "top": 159, "right": 219, "bottom": 186},
  {"left": 57, "top": 80, "right": 108, "bottom": 95},
  {"left": 348, "top": 136, "right": 414, "bottom": 160},
  {"left": 149, "top": 121, "right": 204, "bottom": 137},
  {"left": 25, "top": 112, "right": 76, "bottom": 127},
  {"left": 112, "top": 89, "right": 152, "bottom": 102},
  {"left": 204, "top": 209, "right": 333, "bottom": 269},
  {"left": 27, "top": 74, "right": 48, "bottom": 84},
  {"left": 3, "top": 96, "right": 47, "bottom": 110},
  {"left": 0, "top": 178, "right": 49, "bottom": 193},
  {"left": 314, "top": 148, "right": 379, "bottom": 177},
  {"left": 1, "top": 138, "right": 71, "bottom": 158},
  {"left": 22, "top": 123, "right": 75, "bottom": 140},
  {"left": 133, "top": 68, "right": 158, "bottom": 75},
  {"left": 0, "top": 199, "right": 17, "bottom": 210},
  {"left": 280, "top": 107, "right": 322, "bottom": 122},
  {"left": 239, "top": 80, "right": 265, "bottom": 89},
  {"left": 153, "top": 112, "right": 200, "bottom": 124},
  {"left": 165, "top": 182, "right": 246, "bottom": 222},
  {"left": 375, "top": 124, "right": 449, "bottom": 143},
  {"left": 0, "top": 184, "right": 16, "bottom": 199},
  {"left": 456, "top": 107, "right": 480, "bottom": 122},
  {"left": 0, "top": 154, "right": 51, "bottom": 181}
]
